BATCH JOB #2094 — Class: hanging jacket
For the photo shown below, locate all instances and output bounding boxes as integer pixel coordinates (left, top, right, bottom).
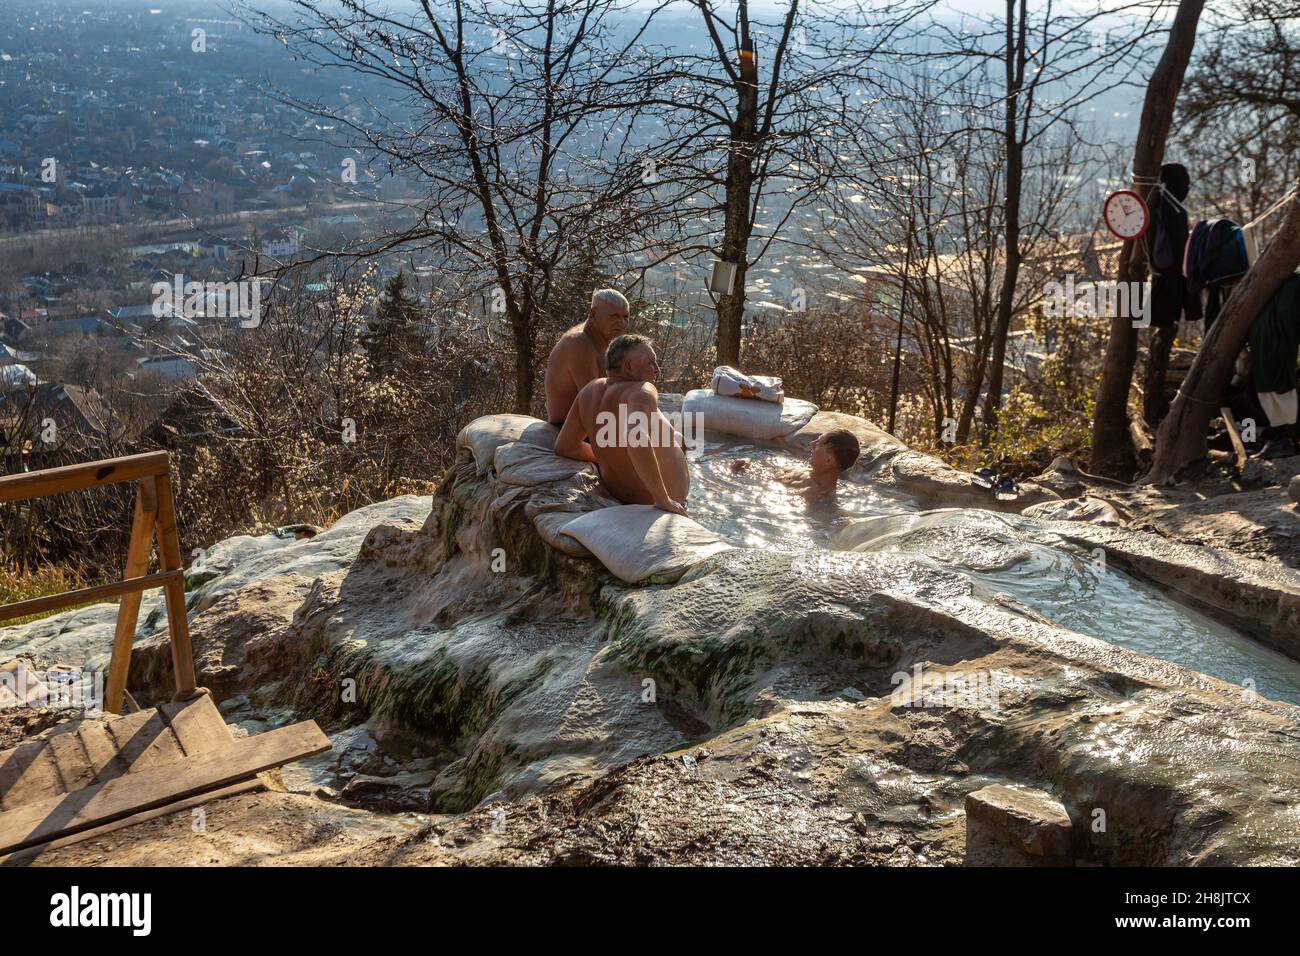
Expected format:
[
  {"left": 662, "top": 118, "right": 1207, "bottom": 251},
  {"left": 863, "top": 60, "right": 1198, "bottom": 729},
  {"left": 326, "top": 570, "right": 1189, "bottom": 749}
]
[
  {"left": 1150, "top": 163, "right": 1200, "bottom": 329},
  {"left": 1152, "top": 163, "right": 1190, "bottom": 273},
  {"left": 1186, "top": 218, "right": 1250, "bottom": 327},
  {"left": 1249, "top": 273, "right": 1300, "bottom": 395},
  {"left": 1185, "top": 218, "right": 1249, "bottom": 294}
]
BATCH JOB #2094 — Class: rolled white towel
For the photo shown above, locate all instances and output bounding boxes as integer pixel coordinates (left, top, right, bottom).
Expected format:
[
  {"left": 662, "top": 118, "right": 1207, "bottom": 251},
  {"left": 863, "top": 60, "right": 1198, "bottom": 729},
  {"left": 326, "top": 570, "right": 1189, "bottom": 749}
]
[{"left": 711, "top": 365, "right": 784, "bottom": 403}]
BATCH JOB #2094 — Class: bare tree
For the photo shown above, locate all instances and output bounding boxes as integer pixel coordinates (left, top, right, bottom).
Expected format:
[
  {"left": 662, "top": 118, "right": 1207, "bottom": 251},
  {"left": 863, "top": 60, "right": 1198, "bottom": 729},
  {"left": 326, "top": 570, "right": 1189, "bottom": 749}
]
[
  {"left": 655, "top": 0, "right": 928, "bottom": 367},
  {"left": 1090, "top": 0, "right": 1206, "bottom": 478},
  {"left": 1146, "top": 182, "right": 1300, "bottom": 481},
  {"left": 927, "top": 2, "right": 1173, "bottom": 438},
  {"left": 819, "top": 53, "right": 1087, "bottom": 448},
  {"left": 242, "top": 0, "right": 681, "bottom": 414}
]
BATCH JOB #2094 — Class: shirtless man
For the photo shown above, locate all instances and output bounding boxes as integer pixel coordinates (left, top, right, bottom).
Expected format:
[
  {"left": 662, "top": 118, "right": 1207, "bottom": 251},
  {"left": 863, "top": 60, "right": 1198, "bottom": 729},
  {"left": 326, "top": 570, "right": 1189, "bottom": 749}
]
[
  {"left": 555, "top": 334, "right": 690, "bottom": 515},
  {"left": 544, "top": 288, "right": 630, "bottom": 425}
]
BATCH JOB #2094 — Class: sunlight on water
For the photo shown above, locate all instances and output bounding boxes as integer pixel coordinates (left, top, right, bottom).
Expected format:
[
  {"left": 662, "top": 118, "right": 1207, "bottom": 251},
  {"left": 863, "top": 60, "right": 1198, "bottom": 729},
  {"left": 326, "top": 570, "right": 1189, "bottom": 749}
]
[
  {"left": 687, "top": 442, "right": 1300, "bottom": 705},
  {"left": 687, "top": 442, "right": 915, "bottom": 550},
  {"left": 976, "top": 546, "right": 1300, "bottom": 705}
]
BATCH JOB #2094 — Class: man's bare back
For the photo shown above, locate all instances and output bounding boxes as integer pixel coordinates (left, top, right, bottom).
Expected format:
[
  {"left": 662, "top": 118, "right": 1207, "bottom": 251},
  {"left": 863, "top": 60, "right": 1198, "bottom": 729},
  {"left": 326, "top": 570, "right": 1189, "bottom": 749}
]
[
  {"left": 545, "top": 326, "right": 605, "bottom": 425},
  {"left": 554, "top": 336, "right": 689, "bottom": 514},
  {"left": 544, "top": 290, "right": 629, "bottom": 425}
]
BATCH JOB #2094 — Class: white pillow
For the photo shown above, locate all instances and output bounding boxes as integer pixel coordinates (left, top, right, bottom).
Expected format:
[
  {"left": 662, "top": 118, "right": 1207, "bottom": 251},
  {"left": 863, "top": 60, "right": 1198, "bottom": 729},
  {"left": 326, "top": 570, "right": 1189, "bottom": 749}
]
[
  {"left": 682, "top": 389, "right": 818, "bottom": 442},
  {"left": 456, "top": 414, "right": 541, "bottom": 475},
  {"left": 560, "top": 504, "right": 734, "bottom": 584},
  {"left": 494, "top": 440, "right": 596, "bottom": 487}
]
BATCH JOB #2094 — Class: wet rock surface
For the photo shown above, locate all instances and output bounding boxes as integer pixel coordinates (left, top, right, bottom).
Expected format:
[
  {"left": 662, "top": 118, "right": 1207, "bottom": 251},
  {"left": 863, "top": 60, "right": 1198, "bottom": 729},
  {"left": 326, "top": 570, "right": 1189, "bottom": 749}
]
[
  {"left": 6, "top": 405, "right": 1300, "bottom": 866},
  {"left": 964, "top": 784, "right": 1073, "bottom": 866},
  {"left": 1030, "top": 456, "right": 1300, "bottom": 569}
]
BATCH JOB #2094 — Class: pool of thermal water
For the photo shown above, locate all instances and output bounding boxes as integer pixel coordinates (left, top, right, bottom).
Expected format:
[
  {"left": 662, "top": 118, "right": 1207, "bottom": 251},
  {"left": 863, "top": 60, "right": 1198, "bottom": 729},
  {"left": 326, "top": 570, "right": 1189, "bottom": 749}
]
[{"left": 687, "top": 441, "right": 1300, "bottom": 705}]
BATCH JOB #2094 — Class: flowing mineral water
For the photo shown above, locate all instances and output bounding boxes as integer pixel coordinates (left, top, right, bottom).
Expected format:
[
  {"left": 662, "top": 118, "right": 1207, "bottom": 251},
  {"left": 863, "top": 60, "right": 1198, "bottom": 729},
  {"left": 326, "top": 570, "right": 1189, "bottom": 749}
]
[{"left": 688, "top": 442, "right": 1300, "bottom": 705}]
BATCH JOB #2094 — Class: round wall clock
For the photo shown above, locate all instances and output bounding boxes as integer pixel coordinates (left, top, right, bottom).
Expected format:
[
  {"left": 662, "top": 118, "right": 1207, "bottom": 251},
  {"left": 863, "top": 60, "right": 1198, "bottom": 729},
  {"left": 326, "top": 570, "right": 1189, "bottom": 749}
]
[{"left": 1103, "top": 189, "right": 1150, "bottom": 241}]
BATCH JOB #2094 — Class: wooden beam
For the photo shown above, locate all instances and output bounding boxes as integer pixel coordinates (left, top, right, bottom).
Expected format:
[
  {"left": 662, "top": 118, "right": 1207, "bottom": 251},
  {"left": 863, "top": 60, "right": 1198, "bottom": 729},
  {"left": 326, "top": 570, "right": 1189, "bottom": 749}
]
[
  {"left": 1221, "top": 407, "right": 1249, "bottom": 473},
  {"left": 0, "top": 451, "right": 169, "bottom": 504},
  {"left": 159, "top": 695, "right": 233, "bottom": 756},
  {"left": 153, "top": 471, "right": 198, "bottom": 700},
  {"left": 0, "top": 570, "right": 182, "bottom": 623},
  {"left": 104, "top": 480, "right": 158, "bottom": 715},
  {"left": 0, "top": 741, "right": 61, "bottom": 811},
  {"left": 0, "top": 721, "right": 331, "bottom": 855},
  {"left": 0, "top": 779, "right": 264, "bottom": 866}
]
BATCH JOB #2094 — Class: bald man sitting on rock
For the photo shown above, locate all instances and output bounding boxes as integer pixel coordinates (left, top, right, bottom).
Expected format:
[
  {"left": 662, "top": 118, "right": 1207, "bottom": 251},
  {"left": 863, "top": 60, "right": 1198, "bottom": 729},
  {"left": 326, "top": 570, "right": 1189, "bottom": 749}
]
[
  {"left": 544, "top": 288, "right": 630, "bottom": 426},
  {"left": 555, "top": 334, "right": 690, "bottom": 516}
]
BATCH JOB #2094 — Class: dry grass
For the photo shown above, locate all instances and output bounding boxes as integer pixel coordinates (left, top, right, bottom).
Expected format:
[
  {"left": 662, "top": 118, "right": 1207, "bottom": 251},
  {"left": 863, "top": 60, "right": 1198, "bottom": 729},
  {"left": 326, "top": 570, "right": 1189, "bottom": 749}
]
[{"left": 0, "top": 564, "right": 89, "bottom": 628}]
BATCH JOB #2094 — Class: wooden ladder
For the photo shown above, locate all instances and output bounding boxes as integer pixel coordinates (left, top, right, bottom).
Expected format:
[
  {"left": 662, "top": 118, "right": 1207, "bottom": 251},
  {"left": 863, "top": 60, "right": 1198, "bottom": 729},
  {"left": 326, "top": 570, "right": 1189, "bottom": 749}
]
[
  {"left": 0, "top": 452, "right": 330, "bottom": 859},
  {"left": 0, "top": 451, "right": 194, "bottom": 712}
]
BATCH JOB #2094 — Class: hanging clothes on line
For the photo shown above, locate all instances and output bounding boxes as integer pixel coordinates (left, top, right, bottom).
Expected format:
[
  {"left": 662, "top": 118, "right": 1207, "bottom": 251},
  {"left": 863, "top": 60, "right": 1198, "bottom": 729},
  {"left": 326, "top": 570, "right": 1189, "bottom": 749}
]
[
  {"left": 1248, "top": 272, "right": 1300, "bottom": 428},
  {"left": 1185, "top": 218, "right": 1250, "bottom": 328},
  {"left": 1144, "top": 164, "right": 1202, "bottom": 428},
  {"left": 1149, "top": 164, "right": 1201, "bottom": 330}
]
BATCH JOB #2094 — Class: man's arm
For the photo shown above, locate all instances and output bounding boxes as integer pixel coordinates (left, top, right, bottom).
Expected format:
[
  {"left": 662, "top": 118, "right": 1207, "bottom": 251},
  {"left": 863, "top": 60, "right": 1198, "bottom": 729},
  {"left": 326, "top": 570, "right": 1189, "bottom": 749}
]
[
  {"left": 625, "top": 386, "right": 686, "bottom": 515},
  {"left": 554, "top": 386, "right": 597, "bottom": 463}
]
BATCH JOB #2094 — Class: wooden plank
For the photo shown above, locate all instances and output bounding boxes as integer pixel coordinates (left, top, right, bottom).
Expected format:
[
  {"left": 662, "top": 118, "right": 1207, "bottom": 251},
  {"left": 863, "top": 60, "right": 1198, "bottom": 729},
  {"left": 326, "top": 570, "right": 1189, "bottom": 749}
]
[
  {"left": 0, "top": 720, "right": 331, "bottom": 855},
  {"left": 153, "top": 471, "right": 198, "bottom": 699},
  {"left": 0, "top": 451, "right": 169, "bottom": 504},
  {"left": 1221, "top": 407, "right": 1249, "bottom": 472},
  {"left": 105, "top": 709, "right": 184, "bottom": 772},
  {"left": 0, "top": 778, "right": 264, "bottom": 866},
  {"left": 0, "top": 569, "right": 182, "bottom": 624},
  {"left": 104, "top": 480, "right": 158, "bottom": 715},
  {"left": 0, "top": 741, "right": 62, "bottom": 811},
  {"left": 159, "top": 695, "right": 233, "bottom": 757},
  {"left": 43, "top": 733, "right": 95, "bottom": 793},
  {"left": 76, "top": 721, "right": 127, "bottom": 784}
]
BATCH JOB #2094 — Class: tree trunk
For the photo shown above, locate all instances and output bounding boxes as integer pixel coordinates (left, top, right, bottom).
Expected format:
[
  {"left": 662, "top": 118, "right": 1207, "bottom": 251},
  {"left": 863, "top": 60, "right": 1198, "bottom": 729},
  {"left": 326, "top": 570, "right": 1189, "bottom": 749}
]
[
  {"left": 513, "top": 312, "right": 533, "bottom": 415},
  {"left": 1145, "top": 180, "right": 1300, "bottom": 483},
  {"left": 1090, "top": 0, "right": 1205, "bottom": 478},
  {"left": 956, "top": 339, "right": 989, "bottom": 442},
  {"left": 982, "top": 0, "right": 1025, "bottom": 434},
  {"left": 716, "top": 27, "right": 760, "bottom": 368}
]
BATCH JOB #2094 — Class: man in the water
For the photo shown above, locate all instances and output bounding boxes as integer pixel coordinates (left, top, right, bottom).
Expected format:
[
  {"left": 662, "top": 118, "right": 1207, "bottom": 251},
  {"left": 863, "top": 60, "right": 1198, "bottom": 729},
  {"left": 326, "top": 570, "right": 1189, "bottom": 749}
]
[
  {"left": 730, "top": 429, "right": 861, "bottom": 497},
  {"left": 544, "top": 288, "right": 630, "bottom": 426},
  {"left": 555, "top": 334, "right": 690, "bottom": 515}
]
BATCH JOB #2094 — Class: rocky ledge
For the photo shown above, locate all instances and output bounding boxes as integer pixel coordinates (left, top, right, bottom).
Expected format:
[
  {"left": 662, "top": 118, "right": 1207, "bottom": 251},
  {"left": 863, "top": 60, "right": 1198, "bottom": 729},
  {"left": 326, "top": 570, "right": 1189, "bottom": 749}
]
[{"left": 4, "top": 399, "right": 1300, "bottom": 866}]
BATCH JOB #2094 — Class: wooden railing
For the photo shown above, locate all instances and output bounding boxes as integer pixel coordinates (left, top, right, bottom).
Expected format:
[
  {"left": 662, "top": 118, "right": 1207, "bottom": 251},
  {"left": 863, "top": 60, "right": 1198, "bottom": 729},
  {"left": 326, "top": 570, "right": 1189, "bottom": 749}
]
[{"left": 0, "top": 451, "right": 198, "bottom": 714}]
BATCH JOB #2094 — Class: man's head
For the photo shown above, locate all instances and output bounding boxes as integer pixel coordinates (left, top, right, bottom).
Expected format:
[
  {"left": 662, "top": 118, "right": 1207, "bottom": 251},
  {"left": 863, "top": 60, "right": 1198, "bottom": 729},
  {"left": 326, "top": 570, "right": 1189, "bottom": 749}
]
[
  {"left": 606, "top": 333, "right": 658, "bottom": 382},
  {"left": 811, "top": 428, "right": 861, "bottom": 473},
  {"left": 587, "top": 288, "right": 630, "bottom": 341}
]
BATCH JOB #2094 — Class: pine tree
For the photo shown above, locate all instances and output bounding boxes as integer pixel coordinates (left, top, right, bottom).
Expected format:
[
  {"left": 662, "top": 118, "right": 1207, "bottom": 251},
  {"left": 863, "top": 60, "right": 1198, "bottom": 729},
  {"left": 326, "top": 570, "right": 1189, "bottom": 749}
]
[{"left": 362, "top": 270, "right": 424, "bottom": 378}]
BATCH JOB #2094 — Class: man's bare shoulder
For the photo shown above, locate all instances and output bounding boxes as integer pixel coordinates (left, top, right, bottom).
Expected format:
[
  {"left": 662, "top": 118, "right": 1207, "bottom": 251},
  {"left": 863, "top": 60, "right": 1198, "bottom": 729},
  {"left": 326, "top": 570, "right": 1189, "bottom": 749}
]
[
  {"left": 546, "top": 328, "right": 574, "bottom": 360},
  {"left": 555, "top": 325, "right": 596, "bottom": 352},
  {"left": 576, "top": 376, "right": 608, "bottom": 403},
  {"left": 628, "top": 380, "right": 659, "bottom": 405}
]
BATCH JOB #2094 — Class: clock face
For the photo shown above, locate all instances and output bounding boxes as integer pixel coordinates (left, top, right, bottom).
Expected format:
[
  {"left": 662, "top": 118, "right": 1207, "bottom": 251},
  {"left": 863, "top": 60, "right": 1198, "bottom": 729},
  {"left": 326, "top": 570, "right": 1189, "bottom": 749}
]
[{"left": 1103, "top": 189, "right": 1150, "bottom": 241}]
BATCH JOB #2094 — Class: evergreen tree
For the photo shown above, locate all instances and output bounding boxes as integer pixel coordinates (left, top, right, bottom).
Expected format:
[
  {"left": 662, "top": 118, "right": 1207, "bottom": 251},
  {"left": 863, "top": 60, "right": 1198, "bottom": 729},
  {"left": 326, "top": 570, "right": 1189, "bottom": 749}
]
[{"left": 362, "top": 270, "right": 425, "bottom": 378}]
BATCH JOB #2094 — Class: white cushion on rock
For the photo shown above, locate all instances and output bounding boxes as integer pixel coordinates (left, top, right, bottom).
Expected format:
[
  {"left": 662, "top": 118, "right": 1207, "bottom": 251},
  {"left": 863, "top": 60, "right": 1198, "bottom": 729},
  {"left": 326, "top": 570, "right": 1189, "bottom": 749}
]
[
  {"left": 682, "top": 389, "right": 818, "bottom": 442},
  {"left": 560, "top": 504, "right": 734, "bottom": 584},
  {"left": 494, "top": 440, "right": 596, "bottom": 487},
  {"left": 456, "top": 415, "right": 541, "bottom": 476},
  {"left": 532, "top": 511, "right": 591, "bottom": 557}
]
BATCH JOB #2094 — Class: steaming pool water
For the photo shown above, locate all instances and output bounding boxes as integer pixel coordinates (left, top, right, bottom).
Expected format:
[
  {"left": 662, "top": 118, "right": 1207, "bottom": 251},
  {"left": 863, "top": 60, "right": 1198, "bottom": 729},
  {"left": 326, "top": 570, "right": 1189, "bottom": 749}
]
[{"left": 687, "top": 441, "right": 1300, "bottom": 705}]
